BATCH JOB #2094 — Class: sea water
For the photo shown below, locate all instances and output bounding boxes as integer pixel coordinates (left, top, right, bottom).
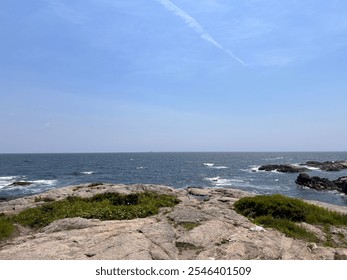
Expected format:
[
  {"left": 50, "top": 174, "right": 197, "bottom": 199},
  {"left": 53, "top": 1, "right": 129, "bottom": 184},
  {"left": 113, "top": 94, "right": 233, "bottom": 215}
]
[{"left": 0, "top": 152, "right": 346, "bottom": 206}]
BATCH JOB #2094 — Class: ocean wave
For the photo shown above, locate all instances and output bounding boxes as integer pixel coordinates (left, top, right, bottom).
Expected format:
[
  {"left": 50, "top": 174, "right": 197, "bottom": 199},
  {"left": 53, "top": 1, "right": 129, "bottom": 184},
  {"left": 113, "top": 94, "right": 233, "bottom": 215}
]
[
  {"left": 31, "top": 179, "right": 58, "bottom": 185},
  {"left": 205, "top": 177, "right": 245, "bottom": 187},
  {"left": 264, "top": 157, "right": 284, "bottom": 161},
  {"left": 292, "top": 163, "right": 320, "bottom": 171},
  {"left": 81, "top": 171, "right": 95, "bottom": 175},
  {"left": 0, "top": 176, "right": 21, "bottom": 189},
  {"left": 0, "top": 176, "right": 19, "bottom": 180},
  {"left": 205, "top": 176, "right": 289, "bottom": 191},
  {"left": 240, "top": 165, "right": 261, "bottom": 173},
  {"left": 71, "top": 171, "right": 96, "bottom": 176},
  {"left": 211, "top": 166, "right": 229, "bottom": 169},
  {"left": 2, "top": 179, "right": 58, "bottom": 191}
]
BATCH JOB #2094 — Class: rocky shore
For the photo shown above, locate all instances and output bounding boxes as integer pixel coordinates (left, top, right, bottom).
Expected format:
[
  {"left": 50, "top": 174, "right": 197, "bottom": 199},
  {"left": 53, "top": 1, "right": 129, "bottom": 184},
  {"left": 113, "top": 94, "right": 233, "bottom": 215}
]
[
  {"left": 296, "top": 173, "right": 347, "bottom": 194},
  {"left": 258, "top": 160, "right": 347, "bottom": 173},
  {"left": 1, "top": 183, "right": 347, "bottom": 260}
]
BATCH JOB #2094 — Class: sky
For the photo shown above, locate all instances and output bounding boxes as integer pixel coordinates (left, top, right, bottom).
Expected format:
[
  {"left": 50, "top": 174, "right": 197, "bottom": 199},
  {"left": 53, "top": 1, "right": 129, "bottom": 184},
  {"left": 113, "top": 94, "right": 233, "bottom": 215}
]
[{"left": 1, "top": 0, "right": 347, "bottom": 153}]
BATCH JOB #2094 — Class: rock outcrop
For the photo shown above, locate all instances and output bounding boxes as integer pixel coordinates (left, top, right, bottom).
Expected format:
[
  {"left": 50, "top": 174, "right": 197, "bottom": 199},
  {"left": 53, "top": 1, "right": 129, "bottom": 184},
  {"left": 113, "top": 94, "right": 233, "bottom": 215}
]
[
  {"left": 258, "top": 164, "right": 309, "bottom": 173},
  {"left": 304, "top": 161, "right": 347, "bottom": 171},
  {"left": 259, "top": 160, "right": 347, "bottom": 173},
  {"left": 296, "top": 173, "right": 347, "bottom": 194},
  {"left": 9, "top": 181, "right": 33, "bottom": 187},
  {"left": 0, "top": 184, "right": 347, "bottom": 260}
]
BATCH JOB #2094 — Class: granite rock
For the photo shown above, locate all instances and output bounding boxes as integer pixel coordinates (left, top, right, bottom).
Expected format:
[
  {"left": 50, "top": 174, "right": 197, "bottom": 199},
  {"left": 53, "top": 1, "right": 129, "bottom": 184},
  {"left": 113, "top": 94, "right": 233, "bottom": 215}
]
[{"left": 0, "top": 184, "right": 347, "bottom": 260}]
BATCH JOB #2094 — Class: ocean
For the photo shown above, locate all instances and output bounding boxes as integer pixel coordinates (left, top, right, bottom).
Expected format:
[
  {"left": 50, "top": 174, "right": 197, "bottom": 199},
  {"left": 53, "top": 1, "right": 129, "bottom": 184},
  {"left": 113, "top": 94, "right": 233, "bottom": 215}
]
[{"left": 0, "top": 152, "right": 346, "bottom": 206}]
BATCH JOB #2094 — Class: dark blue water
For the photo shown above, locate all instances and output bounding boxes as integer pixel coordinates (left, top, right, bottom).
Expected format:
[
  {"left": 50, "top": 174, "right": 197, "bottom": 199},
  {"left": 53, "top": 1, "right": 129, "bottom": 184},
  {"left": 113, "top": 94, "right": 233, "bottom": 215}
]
[{"left": 0, "top": 152, "right": 346, "bottom": 206}]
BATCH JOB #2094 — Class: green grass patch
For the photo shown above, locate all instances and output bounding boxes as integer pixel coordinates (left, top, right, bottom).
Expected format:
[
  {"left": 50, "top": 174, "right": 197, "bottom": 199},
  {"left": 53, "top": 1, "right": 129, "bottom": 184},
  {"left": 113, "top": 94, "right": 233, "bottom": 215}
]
[
  {"left": 234, "top": 194, "right": 347, "bottom": 245},
  {"left": 255, "top": 215, "right": 319, "bottom": 242},
  {"left": 13, "top": 192, "right": 180, "bottom": 228},
  {"left": 234, "top": 194, "right": 347, "bottom": 225},
  {"left": 0, "top": 214, "right": 15, "bottom": 240},
  {"left": 179, "top": 221, "right": 201, "bottom": 231}
]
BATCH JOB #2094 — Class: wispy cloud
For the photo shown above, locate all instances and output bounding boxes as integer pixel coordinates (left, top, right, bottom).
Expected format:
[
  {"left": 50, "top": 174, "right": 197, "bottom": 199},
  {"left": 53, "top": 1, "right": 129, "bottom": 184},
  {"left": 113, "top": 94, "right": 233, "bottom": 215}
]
[{"left": 156, "top": 0, "right": 247, "bottom": 66}]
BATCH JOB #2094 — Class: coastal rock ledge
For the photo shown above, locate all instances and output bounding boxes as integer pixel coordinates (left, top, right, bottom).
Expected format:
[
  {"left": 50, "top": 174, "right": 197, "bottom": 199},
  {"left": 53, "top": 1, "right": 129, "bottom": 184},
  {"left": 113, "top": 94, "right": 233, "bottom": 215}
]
[{"left": 1, "top": 184, "right": 347, "bottom": 260}]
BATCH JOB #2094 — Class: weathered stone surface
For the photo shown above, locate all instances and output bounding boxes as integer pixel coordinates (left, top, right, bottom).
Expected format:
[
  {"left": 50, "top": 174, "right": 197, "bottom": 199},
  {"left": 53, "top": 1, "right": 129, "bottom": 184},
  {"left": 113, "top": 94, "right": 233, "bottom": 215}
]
[
  {"left": 258, "top": 164, "right": 309, "bottom": 173},
  {"left": 0, "top": 184, "right": 347, "bottom": 260}
]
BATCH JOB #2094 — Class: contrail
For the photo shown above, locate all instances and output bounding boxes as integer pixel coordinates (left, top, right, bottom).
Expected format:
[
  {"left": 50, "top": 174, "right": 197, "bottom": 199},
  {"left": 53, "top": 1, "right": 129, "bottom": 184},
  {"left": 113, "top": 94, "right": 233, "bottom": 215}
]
[{"left": 156, "top": 0, "right": 247, "bottom": 66}]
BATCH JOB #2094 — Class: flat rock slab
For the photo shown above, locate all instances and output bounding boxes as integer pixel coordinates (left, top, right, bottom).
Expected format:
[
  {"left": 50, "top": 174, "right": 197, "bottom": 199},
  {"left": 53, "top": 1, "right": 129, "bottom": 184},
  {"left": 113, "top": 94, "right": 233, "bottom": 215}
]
[{"left": 1, "top": 184, "right": 347, "bottom": 260}]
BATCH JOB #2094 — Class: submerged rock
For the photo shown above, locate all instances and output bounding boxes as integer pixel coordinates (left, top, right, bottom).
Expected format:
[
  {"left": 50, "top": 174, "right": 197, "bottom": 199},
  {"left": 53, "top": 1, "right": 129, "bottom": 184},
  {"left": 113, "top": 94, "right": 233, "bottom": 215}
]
[{"left": 9, "top": 181, "right": 33, "bottom": 187}]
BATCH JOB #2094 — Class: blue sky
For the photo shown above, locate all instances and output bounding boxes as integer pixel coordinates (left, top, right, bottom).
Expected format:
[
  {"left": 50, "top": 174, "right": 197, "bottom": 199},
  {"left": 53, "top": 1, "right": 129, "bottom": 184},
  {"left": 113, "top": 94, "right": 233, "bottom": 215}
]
[{"left": 1, "top": 0, "right": 347, "bottom": 152}]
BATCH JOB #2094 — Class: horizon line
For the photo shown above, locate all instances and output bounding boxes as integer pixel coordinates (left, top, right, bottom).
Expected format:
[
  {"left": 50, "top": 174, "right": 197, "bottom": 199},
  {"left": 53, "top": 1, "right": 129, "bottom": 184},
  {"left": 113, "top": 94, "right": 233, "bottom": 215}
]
[{"left": 1, "top": 151, "right": 346, "bottom": 155}]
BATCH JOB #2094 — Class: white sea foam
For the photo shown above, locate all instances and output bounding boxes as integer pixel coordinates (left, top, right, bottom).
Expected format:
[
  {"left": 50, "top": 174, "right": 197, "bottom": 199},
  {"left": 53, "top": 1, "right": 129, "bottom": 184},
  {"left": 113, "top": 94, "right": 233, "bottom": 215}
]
[
  {"left": 206, "top": 177, "right": 245, "bottom": 187},
  {"left": 81, "top": 171, "right": 95, "bottom": 175},
  {"left": 294, "top": 164, "right": 320, "bottom": 171},
  {"left": 211, "top": 166, "right": 229, "bottom": 169},
  {"left": 241, "top": 165, "right": 261, "bottom": 173},
  {"left": 3, "top": 179, "right": 58, "bottom": 191},
  {"left": 206, "top": 176, "right": 220, "bottom": 182},
  {"left": 264, "top": 157, "right": 284, "bottom": 161},
  {"left": 0, "top": 176, "right": 21, "bottom": 189},
  {"left": 31, "top": 179, "right": 57, "bottom": 185},
  {"left": 0, "top": 176, "right": 19, "bottom": 180}
]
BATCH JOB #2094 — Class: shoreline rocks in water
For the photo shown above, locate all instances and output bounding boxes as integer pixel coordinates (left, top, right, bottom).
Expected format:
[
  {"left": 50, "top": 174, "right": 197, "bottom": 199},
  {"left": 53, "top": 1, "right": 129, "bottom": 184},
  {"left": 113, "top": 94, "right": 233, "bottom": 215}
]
[
  {"left": 296, "top": 173, "right": 347, "bottom": 194},
  {"left": 9, "top": 181, "right": 33, "bottom": 187},
  {"left": 259, "top": 160, "right": 347, "bottom": 173},
  {"left": 258, "top": 164, "right": 309, "bottom": 173},
  {"left": 0, "top": 183, "right": 347, "bottom": 260},
  {"left": 303, "top": 161, "right": 347, "bottom": 171}
]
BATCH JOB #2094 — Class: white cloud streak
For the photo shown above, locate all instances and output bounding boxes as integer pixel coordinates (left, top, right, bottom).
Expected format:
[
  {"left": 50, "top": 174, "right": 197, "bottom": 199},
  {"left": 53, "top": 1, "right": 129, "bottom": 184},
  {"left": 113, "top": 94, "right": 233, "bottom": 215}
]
[{"left": 156, "top": 0, "right": 247, "bottom": 66}]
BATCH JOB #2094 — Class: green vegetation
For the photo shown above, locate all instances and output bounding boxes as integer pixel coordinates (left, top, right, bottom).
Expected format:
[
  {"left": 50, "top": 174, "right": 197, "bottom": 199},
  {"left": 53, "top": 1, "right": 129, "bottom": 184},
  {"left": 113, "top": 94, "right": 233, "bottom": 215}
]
[
  {"left": 0, "top": 214, "right": 14, "bottom": 240},
  {"left": 34, "top": 196, "right": 55, "bottom": 203},
  {"left": 12, "top": 192, "right": 180, "bottom": 229},
  {"left": 254, "top": 215, "right": 318, "bottom": 242},
  {"left": 175, "top": 241, "right": 203, "bottom": 252},
  {"left": 0, "top": 192, "right": 179, "bottom": 241},
  {"left": 234, "top": 194, "right": 347, "bottom": 245}
]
